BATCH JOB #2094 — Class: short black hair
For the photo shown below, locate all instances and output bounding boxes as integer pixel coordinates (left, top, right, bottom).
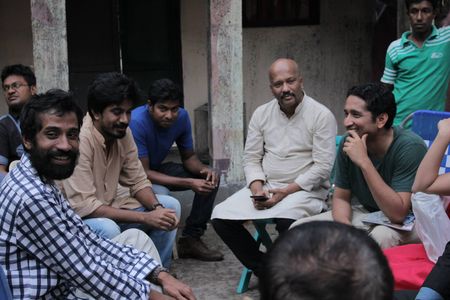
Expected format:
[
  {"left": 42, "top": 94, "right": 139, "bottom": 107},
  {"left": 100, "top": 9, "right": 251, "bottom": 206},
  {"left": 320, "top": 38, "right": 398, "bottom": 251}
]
[
  {"left": 347, "top": 83, "right": 397, "bottom": 129},
  {"left": 87, "top": 72, "right": 141, "bottom": 118},
  {"left": 260, "top": 221, "right": 394, "bottom": 300},
  {"left": 20, "top": 89, "right": 83, "bottom": 147},
  {"left": 1, "top": 64, "right": 36, "bottom": 86},
  {"left": 405, "top": 0, "right": 438, "bottom": 11},
  {"left": 148, "top": 78, "right": 183, "bottom": 105}
]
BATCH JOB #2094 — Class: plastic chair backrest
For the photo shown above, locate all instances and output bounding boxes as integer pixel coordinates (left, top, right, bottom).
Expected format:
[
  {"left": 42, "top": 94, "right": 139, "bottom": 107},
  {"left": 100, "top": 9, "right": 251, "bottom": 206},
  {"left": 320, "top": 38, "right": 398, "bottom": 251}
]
[{"left": 409, "top": 110, "right": 450, "bottom": 174}]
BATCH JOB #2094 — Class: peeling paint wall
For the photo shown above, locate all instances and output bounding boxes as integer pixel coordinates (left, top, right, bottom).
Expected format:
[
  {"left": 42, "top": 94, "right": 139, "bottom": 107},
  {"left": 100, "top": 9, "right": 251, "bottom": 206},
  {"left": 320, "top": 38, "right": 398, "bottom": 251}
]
[{"left": 0, "top": 0, "right": 34, "bottom": 115}]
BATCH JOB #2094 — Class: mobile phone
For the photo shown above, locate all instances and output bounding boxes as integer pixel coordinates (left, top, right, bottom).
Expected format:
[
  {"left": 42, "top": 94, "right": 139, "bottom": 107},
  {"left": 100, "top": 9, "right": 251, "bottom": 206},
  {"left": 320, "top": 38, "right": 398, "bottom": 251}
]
[{"left": 250, "top": 195, "right": 269, "bottom": 202}]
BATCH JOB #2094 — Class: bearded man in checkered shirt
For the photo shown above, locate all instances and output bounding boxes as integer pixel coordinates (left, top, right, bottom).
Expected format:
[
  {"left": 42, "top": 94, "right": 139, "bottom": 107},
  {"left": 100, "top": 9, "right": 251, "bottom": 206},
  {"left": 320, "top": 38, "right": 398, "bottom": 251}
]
[{"left": 0, "top": 89, "right": 195, "bottom": 300}]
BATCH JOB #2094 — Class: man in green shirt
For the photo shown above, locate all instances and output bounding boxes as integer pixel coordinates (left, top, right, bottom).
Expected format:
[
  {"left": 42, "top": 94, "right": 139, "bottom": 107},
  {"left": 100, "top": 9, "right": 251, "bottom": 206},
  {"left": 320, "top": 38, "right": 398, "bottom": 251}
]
[
  {"left": 381, "top": 0, "right": 450, "bottom": 127},
  {"left": 291, "top": 83, "right": 427, "bottom": 249}
]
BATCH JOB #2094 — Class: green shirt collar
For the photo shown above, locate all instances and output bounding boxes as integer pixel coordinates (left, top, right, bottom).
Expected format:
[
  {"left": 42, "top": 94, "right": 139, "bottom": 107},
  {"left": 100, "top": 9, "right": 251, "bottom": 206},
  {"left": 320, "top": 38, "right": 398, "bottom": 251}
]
[{"left": 400, "top": 25, "right": 438, "bottom": 46}]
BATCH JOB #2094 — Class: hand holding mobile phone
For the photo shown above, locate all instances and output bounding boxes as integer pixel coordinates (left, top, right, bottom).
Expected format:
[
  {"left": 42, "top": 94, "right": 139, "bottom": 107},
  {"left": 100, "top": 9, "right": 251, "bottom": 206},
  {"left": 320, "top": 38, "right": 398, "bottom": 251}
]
[{"left": 250, "top": 195, "right": 269, "bottom": 202}]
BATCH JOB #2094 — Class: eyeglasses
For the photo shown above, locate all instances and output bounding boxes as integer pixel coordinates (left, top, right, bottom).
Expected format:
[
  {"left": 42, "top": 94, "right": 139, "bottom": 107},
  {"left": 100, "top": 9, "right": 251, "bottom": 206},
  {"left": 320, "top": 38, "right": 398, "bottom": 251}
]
[{"left": 2, "top": 82, "right": 30, "bottom": 92}]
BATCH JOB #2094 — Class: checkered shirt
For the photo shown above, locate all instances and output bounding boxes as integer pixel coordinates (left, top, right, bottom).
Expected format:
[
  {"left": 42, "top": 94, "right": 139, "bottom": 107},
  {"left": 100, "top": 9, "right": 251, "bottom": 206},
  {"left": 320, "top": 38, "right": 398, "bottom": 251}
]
[{"left": 0, "top": 154, "right": 158, "bottom": 299}]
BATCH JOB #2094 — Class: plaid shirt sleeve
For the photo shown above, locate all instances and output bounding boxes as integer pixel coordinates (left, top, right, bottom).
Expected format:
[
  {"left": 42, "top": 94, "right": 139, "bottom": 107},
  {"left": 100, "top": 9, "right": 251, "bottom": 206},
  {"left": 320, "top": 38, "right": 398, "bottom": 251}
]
[{"left": 15, "top": 187, "right": 157, "bottom": 299}]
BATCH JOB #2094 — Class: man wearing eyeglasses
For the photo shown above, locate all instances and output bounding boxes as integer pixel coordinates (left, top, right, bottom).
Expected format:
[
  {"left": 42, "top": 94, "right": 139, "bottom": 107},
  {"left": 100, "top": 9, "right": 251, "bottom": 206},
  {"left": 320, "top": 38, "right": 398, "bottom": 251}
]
[{"left": 0, "top": 64, "right": 37, "bottom": 183}]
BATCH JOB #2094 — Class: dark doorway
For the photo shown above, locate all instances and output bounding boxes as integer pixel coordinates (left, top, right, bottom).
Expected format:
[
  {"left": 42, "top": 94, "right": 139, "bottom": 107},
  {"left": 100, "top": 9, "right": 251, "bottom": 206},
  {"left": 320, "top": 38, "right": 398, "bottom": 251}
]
[
  {"left": 371, "top": 0, "right": 397, "bottom": 81},
  {"left": 66, "top": 0, "right": 183, "bottom": 112}
]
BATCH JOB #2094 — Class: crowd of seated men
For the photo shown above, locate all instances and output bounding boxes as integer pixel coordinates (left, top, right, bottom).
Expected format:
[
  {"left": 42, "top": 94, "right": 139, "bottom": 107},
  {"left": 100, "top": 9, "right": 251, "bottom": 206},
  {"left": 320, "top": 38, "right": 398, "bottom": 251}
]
[{"left": 1, "top": 0, "right": 450, "bottom": 296}]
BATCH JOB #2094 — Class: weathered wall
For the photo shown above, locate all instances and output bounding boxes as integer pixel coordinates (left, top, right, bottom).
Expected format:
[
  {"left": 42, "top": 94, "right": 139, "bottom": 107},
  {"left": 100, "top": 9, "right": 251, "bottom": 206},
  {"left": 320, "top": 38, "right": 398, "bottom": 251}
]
[
  {"left": 180, "top": 0, "right": 209, "bottom": 129},
  {"left": 243, "top": 0, "right": 375, "bottom": 134},
  {"left": 181, "top": 0, "right": 375, "bottom": 135},
  {"left": 0, "top": 0, "right": 34, "bottom": 115},
  {"left": 208, "top": 0, "right": 244, "bottom": 183}
]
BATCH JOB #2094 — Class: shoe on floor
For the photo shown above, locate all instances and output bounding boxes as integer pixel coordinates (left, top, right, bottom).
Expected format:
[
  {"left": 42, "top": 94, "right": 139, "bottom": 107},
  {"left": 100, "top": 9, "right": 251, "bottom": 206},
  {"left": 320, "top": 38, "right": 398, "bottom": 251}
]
[{"left": 177, "top": 236, "right": 224, "bottom": 261}]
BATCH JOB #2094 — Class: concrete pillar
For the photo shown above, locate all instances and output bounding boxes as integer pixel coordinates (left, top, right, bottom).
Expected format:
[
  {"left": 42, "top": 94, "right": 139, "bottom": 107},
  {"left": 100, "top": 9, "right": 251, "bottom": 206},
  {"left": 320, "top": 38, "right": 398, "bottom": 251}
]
[
  {"left": 208, "top": 0, "right": 244, "bottom": 184},
  {"left": 397, "top": 0, "right": 410, "bottom": 37},
  {"left": 30, "top": 0, "right": 69, "bottom": 92}
]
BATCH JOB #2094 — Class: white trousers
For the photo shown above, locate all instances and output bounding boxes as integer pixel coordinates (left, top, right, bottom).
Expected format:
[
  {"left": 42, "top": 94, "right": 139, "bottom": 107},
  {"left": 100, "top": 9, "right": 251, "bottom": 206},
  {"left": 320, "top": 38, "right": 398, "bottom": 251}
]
[
  {"left": 75, "top": 229, "right": 162, "bottom": 299},
  {"left": 290, "top": 205, "right": 420, "bottom": 249}
]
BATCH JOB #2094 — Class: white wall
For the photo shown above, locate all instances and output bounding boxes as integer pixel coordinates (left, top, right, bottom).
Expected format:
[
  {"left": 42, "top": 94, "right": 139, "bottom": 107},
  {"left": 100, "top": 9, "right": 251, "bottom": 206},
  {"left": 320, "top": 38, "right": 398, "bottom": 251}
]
[
  {"left": 181, "top": 0, "right": 375, "bottom": 135},
  {"left": 180, "top": 0, "right": 209, "bottom": 129}
]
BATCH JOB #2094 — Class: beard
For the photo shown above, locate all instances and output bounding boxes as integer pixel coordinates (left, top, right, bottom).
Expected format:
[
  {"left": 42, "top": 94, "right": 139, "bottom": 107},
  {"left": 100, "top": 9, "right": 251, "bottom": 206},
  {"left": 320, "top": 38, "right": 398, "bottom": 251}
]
[
  {"left": 101, "top": 123, "right": 127, "bottom": 139},
  {"left": 29, "top": 144, "right": 79, "bottom": 180}
]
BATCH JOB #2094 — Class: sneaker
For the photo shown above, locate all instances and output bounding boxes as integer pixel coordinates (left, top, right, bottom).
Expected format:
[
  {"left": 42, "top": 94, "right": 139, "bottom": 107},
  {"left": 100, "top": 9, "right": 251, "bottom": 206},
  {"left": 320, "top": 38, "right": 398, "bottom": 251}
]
[{"left": 177, "top": 236, "right": 224, "bottom": 261}]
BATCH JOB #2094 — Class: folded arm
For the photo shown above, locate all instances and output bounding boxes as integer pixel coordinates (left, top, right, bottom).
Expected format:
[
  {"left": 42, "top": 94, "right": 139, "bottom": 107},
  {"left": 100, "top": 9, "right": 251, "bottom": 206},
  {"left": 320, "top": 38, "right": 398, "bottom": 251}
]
[{"left": 412, "top": 118, "right": 450, "bottom": 195}]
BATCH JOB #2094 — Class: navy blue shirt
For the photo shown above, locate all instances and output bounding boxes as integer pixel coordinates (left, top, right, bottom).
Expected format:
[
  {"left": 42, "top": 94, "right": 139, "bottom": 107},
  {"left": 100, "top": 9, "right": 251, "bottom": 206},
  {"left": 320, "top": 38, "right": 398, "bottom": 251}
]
[{"left": 0, "top": 114, "right": 23, "bottom": 168}]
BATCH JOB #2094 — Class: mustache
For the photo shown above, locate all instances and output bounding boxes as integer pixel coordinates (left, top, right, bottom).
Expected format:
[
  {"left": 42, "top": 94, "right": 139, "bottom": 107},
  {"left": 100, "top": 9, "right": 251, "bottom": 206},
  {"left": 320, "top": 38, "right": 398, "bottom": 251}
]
[
  {"left": 281, "top": 92, "right": 295, "bottom": 99},
  {"left": 47, "top": 149, "right": 78, "bottom": 160},
  {"left": 113, "top": 123, "right": 128, "bottom": 129}
]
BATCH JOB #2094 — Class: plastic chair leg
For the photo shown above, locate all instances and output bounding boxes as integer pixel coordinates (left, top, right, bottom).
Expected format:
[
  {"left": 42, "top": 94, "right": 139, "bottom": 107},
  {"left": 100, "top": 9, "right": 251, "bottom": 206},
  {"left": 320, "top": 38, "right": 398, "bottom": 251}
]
[
  {"left": 236, "top": 229, "right": 261, "bottom": 293},
  {"left": 236, "top": 267, "right": 253, "bottom": 293}
]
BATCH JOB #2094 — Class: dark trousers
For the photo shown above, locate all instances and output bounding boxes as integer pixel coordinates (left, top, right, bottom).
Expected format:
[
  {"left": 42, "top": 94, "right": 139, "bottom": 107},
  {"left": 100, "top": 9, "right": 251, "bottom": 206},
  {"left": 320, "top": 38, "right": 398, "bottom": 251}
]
[
  {"left": 393, "top": 290, "right": 418, "bottom": 300},
  {"left": 211, "top": 218, "right": 294, "bottom": 276},
  {"left": 155, "top": 162, "right": 219, "bottom": 238}
]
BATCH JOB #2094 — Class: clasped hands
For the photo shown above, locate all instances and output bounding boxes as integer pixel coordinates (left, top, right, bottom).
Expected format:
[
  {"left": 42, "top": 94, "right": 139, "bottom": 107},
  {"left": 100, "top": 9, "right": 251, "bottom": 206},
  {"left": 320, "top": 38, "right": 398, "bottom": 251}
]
[
  {"left": 144, "top": 206, "right": 179, "bottom": 231},
  {"left": 190, "top": 168, "right": 219, "bottom": 195}
]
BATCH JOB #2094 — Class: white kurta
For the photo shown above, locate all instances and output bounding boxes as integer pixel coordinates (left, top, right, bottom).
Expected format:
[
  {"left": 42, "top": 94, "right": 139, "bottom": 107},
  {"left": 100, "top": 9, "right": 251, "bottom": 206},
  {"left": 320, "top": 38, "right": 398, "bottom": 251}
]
[{"left": 212, "top": 94, "right": 337, "bottom": 220}]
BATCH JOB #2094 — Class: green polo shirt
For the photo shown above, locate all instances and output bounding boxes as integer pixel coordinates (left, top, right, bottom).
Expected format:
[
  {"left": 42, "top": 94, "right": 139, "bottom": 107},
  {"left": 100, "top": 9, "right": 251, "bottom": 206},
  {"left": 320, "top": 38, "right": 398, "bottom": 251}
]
[
  {"left": 334, "top": 127, "right": 427, "bottom": 212},
  {"left": 381, "top": 25, "right": 450, "bottom": 127}
]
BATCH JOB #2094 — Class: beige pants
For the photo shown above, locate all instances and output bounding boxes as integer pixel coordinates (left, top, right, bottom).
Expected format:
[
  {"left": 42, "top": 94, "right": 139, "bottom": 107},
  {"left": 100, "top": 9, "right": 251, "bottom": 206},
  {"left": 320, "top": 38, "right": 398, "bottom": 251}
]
[
  {"left": 75, "top": 229, "right": 162, "bottom": 299},
  {"left": 290, "top": 205, "right": 420, "bottom": 249}
]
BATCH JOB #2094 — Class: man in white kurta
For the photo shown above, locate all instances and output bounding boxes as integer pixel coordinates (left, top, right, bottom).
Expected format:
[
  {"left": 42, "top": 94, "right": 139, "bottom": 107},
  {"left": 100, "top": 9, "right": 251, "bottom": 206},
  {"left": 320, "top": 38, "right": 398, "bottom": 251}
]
[{"left": 211, "top": 58, "right": 337, "bottom": 276}]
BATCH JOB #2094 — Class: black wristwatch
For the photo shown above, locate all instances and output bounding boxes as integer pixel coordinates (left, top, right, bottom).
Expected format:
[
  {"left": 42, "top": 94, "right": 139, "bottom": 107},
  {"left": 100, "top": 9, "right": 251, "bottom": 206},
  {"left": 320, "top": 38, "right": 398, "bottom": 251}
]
[
  {"left": 152, "top": 203, "right": 165, "bottom": 210},
  {"left": 149, "top": 266, "right": 170, "bottom": 284}
]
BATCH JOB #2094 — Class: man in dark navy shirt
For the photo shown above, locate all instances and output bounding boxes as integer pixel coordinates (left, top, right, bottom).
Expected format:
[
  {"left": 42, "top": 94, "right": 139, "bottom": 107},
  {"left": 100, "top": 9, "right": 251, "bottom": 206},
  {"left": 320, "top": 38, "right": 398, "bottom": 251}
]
[{"left": 0, "top": 64, "right": 36, "bottom": 182}]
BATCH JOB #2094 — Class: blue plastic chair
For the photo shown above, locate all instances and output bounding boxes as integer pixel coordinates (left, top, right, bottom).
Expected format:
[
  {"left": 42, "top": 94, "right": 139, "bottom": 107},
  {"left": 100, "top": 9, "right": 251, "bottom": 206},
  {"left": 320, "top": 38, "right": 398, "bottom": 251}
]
[
  {"left": 0, "top": 266, "right": 12, "bottom": 300},
  {"left": 402, "top": 110, "right": 450, "bottom": 174}
]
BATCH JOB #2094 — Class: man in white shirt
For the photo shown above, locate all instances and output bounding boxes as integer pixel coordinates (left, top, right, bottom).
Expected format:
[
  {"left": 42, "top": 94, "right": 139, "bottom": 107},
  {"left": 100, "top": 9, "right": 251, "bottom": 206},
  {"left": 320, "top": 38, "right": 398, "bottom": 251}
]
[{"left": 211, "top": 58, "right": 337, "bottom": 276}]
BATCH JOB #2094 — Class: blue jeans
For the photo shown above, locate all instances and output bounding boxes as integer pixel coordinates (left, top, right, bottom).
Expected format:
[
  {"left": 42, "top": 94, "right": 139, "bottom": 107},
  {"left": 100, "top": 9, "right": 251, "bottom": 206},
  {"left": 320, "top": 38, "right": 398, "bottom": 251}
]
[
  {"left": 153, "top": 162, "right": 219, "bottom": 238},
  {"left": 83, "top": 194, "right": 180, "bottom": 268},
  {"left": 415, "top": 287, "right": 444, "bottom": 300}
]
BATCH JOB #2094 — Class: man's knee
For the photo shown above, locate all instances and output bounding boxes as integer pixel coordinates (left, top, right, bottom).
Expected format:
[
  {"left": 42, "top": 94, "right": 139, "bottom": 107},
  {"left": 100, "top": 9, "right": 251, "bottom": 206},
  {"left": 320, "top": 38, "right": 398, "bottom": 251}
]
[
  {"left": 85, "top": 217, "right": 121, "bottom": 239},
  {"left": 156, "top": 195, "right": 181, "bottom": 217},
  {"left": 114, "top": 229, "right": 162, "bottom": 264},
  {"left": 369, "top": 225, "right": 400, "bottom": 249},
  {"left": 152, "top": 184, "right": 170, "bottom": 195},
  {"left": 289, "top": 211, "right": 333, "bottom": 230},
  {"left": 211, "top": 218, "right": 238, "bottom": 235}
]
